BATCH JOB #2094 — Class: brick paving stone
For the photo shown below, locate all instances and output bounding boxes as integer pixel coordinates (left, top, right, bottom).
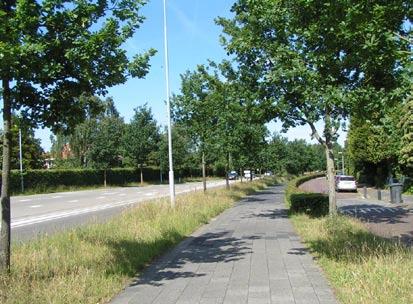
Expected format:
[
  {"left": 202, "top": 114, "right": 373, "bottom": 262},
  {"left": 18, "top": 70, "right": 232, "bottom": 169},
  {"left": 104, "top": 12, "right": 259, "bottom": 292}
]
[{"left": 110, "top": 186, "right": 338, "bottom": 304}]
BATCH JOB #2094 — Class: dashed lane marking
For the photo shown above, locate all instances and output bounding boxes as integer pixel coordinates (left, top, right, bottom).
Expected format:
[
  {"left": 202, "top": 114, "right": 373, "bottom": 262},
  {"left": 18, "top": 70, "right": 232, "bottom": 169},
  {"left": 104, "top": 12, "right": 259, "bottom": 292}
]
[{"left": 29, "top": 205, "right": 42, "bottom": 208}]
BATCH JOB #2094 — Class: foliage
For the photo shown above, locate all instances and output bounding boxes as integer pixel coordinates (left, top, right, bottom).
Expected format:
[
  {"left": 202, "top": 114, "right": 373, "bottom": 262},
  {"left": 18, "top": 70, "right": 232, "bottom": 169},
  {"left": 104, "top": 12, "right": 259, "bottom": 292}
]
[
  {"left": 87, "top": 116, "right": 124, "bottom": 171},
  {"left": 399, "top": 93, "right": 413, "bottom": 171},
  {"left": 347, "top": 110, "right": 401, "bottom": 186},
  {"left": 1, "top": 0, "right": 156, "bottom": 131},
  {"left": 123, "top": 105, "right": 160, "bottom": 169},
  {"left": 285, "top": 174, "right": 328, "bottom": 217},
  {"left": 173, "top": 62, "right": 268, "bottom": 175},
  {"left": 0, "top": 0, "right": 156, "bottom": 269},
  {"left": 157, "top": 124, "right": 199, "bottom": 178},
  {"left": 0, "top": 116, "right": 44, "bottom": 170},
  {"left": 217, "top": 0, "right": 411, "bottom": 213},
  {"left": 261, "top": 133, "right": 326, "bottom": 175}
]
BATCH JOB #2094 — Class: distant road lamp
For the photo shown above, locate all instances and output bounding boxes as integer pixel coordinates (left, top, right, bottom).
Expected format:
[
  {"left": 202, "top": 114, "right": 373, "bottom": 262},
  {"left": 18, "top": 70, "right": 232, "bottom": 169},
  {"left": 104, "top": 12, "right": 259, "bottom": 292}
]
[{"left": 163, "top": 0, "right": 175, "bottom": 207}]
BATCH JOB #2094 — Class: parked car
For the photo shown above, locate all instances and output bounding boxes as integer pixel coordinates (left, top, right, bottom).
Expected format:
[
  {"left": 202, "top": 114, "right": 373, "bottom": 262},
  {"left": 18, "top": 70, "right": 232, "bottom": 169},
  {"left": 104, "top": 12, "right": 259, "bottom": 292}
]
[
  {"left": 335, "top": 175, "right": 357, "bottom": 192},
  {"left": 264, "top": 171, "right": 273, "bottom": 176},
  {"left": 228, "top": 171, "right": 238, "bottom": 180}
]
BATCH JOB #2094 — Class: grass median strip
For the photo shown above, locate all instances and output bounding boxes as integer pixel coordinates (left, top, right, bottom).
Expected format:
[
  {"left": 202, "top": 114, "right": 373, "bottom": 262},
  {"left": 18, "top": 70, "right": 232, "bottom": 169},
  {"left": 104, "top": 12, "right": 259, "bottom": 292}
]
[
  {"left": 291, "top": 214, "right": 413, "bottom": 304},
  {"left": 0, "top": 179, "right": 272, "bottom": 304}
]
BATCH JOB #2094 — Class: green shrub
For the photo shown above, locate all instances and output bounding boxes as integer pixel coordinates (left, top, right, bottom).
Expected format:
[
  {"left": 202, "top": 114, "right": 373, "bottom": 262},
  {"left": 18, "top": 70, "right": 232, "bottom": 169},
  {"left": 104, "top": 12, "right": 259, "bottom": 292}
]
[{"left": 285, "top": 173, "right": 328, "bottom": 217}]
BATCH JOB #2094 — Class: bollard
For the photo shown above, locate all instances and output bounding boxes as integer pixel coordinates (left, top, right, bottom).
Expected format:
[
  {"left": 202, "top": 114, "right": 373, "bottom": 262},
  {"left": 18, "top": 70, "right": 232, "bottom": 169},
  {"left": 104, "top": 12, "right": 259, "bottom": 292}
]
[
  {"left": 363, "top": 186, "right": 367, "bottom": 199},
  {"left": 377, "top": 189, "right": 381, "bottom": 200}
]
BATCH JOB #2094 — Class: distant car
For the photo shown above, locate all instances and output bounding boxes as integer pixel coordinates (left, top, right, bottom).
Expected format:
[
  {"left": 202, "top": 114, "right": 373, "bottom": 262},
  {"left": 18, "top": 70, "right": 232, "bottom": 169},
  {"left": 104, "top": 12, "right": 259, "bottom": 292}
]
[
  {"left": 244, "top": 170, "right": 255, "bottom": 179},
  {"left": 264, "top": 171, "right": 273, "bottom": 176},
  {"left": 335, "top": 175, "right": 357, "bottom": 192},
  {"left": 228, "top": 171, "right": 238, "bottom": 180}
]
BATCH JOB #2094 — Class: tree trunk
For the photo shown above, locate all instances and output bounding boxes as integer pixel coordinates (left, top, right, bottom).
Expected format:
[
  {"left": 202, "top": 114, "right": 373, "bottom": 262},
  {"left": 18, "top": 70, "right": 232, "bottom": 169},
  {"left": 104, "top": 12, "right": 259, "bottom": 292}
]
[
  {"left": 325, "top": 146, "right": 337, "bottom": 215},
  {"left": 140, "top": 164, "right": 144, "bottom": 185},
  {"left": 103, "top": 169, "right": 107, "bottom": 187},
  {"left": 0, "top": 78, "right": 12, "bottom": 272},
  {"left": 225, "top": 153, "right": 230, "bottom": 190},
  {"left": 202, "top": 152, "right": 206, "bottom": 192},
  {"left": 240, "top": 168, "right": 243, "bottom": 183},
  {"left": 324, "top": 110, "right": 337, "bottom": 215}
]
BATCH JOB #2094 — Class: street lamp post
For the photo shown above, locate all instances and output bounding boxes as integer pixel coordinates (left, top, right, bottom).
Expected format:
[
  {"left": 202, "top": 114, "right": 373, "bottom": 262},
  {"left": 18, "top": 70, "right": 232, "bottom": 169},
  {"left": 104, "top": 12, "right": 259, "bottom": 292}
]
[
  {"left": 18, "top": 128, "right": 24, "bottom": 193},
  {"left": 163, "top": 0, "right": 175, "bottom": 207}
]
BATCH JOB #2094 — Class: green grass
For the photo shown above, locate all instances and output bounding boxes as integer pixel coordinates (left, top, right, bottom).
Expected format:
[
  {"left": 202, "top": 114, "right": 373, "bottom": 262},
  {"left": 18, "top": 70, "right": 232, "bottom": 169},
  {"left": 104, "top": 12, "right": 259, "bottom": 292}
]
[
  {"left": 0, "top": 178, "right": 274, "bottom": 304},
  {"left": 291, "top": 214, "right": 413, "bottom": 304}
]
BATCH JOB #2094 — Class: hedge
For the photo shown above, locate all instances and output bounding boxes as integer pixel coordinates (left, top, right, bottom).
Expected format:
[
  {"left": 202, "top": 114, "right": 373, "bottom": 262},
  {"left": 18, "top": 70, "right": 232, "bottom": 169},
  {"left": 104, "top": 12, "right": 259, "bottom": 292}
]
[
  {"left": 285, "top": 173, "right": 329, "bottom": 217},
  {"left": 4, "top": 167, "right": 163, "bottom": 194}
]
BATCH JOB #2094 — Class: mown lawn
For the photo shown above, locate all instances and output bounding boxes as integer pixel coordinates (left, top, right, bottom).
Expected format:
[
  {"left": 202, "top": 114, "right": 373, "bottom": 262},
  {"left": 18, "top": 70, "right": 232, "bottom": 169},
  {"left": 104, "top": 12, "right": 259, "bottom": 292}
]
[
  {"left": 291, "top": 214, "right": 413, "bottom": 304},
  {"left": 0, "top": 179, "right": 272, "bottom": 304}
]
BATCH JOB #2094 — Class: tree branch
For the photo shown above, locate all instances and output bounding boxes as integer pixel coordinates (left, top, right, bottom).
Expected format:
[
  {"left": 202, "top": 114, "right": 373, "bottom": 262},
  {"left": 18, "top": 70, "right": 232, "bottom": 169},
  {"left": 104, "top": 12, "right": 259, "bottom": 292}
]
[{"left": 305, "top": 119, "right": 326, "bottom": 147}]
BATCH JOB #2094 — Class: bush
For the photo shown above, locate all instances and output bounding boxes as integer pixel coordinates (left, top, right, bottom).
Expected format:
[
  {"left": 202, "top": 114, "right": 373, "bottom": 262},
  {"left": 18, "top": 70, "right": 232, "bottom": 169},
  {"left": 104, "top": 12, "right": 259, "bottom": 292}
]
[{"left": 285, "top": 173, "right": 328, "bottom": 217}]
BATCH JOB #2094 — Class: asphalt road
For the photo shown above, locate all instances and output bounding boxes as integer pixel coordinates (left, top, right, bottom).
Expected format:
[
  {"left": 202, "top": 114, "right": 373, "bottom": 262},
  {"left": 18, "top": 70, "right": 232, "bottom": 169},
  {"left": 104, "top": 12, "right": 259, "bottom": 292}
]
[
  {"left": 300, "top": 177, "right": 413, "bottom": 245},
  {"left": 10, "top": 180, "right": 235, "bottom": 243}
]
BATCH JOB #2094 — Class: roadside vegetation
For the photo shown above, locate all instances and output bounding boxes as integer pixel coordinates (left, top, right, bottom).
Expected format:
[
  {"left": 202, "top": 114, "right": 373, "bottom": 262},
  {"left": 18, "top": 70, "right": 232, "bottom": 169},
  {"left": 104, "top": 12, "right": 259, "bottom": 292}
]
[
  {"left": 286, "top": 176, "right": 413, "bottom": 304},
  {"left": 291, "top": 214, "right": 413, "bottom": 304},
  {"left": 0, "top": 178, "right": 273, "bottom": 304}
]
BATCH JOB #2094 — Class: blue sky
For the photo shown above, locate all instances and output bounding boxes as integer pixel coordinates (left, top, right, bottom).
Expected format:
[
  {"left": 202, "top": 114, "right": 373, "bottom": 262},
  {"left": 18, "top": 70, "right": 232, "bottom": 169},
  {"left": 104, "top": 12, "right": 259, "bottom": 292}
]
[{"left": 35, "top": 0, "right": 345, "bottom": 150}]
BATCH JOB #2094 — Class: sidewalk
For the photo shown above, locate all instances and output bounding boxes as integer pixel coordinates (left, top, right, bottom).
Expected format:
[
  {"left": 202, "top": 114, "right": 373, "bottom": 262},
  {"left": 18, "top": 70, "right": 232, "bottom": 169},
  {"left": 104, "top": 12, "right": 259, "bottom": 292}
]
[
  {"left": 111, "top": 186, "right": 337, "bottom": 304},
  {"left": 364, "top": 187, "right": 413, "bottom": 206}
]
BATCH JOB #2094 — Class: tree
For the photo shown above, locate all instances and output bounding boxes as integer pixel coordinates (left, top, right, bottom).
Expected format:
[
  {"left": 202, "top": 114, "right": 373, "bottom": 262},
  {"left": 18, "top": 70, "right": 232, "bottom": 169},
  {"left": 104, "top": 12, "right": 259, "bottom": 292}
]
[
  {"left": 218, "top": 0, "right": 411, "bottom": 214},
  {"left": 0, "top": 0, "right": 156, "bottom": 271},
  {"left": 158, "top": 124, "right": 197, "bottom": 181},
  {"left": 400, "top": 94, "right": 413, "bottom": 172},
  {"left": 173, "top": 68, "right": 216, "bottom": 191},
  {"left": 88, "top": 115, "right": 124, "bottom": 187},
  {"left": 123, "top": 105, "right": 159, "bottom": 184}
]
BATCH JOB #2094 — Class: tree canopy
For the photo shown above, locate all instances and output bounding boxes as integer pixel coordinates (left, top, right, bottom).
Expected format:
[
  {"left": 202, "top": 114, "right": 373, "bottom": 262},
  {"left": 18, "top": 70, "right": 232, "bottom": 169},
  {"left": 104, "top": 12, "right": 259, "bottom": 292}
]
[{"left": 217, "top": 0, "right": 412, "bottom": 213}]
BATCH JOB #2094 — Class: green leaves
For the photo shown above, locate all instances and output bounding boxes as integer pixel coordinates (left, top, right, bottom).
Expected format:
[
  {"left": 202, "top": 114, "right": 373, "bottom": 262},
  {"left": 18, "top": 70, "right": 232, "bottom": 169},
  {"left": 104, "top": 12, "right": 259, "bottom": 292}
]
[
  {"left": 122, "top": 105, "right": 160, "bottom": 168},
  {"left": 1, "top": 0, "right": 155, "bottom": 132}
]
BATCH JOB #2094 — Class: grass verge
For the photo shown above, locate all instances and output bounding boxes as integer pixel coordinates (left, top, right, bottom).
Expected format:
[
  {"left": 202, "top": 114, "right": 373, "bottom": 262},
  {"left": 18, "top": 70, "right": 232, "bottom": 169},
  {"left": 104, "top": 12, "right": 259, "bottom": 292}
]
[
  {"left": 0, "top": 178, "right": 273, "bottom": 304},
  {"left": 291, "top": 214, "right": 413, "bottom": 304}
]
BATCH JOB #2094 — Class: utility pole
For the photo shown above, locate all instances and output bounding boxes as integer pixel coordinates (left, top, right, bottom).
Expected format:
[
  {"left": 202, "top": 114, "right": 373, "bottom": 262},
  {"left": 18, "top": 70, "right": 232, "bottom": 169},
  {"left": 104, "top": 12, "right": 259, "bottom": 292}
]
[
  {"left": 163, "top": 0, "right": 175, "bottom": 207},
  {"left": 19, "top": 129, "right": 24, "bottom": 193}
]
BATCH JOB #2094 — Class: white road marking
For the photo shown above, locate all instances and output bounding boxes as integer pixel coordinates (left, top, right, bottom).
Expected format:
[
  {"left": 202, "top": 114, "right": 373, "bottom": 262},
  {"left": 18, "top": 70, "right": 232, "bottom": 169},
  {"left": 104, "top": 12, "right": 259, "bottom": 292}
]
[
  {"left": 68, "top": 200, "right": 79, "bottom": 203},
  {"left": 18, "top": 199, "right": 32, "bottom": 202},
  {"left": 97, "top": 196, "right": 106, "bottom": 199},
  {"left": 30, "top": 205, "right": 42, "bottom": 208},
  {"left": 11, "top": 180, "right": 231, "bottom": 229},
  {"left": 103, "top": 192, "right": 117, "bottom": 195},
  {"left": 52, "top": 196, "right": 62, "bottom": 199},
  {"left": 119, "top": 193, "right": 127, "bottom": 196},
  {"left": 12, "top": 200, "right": 136, "bottom": 228}
]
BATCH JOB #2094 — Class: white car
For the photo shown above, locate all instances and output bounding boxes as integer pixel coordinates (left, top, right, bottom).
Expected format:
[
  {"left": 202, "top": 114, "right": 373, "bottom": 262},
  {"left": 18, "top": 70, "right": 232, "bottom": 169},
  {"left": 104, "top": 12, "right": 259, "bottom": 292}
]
[{"left": 335, "top": 175, "right": 357, "bottom": 192}]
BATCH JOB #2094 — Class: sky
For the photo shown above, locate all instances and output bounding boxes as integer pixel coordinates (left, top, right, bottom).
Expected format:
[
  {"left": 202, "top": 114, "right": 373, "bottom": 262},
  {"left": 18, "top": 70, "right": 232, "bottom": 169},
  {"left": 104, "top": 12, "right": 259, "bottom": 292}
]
[{"left": 35, "top": 0, "right": 346, "bottom": 151}]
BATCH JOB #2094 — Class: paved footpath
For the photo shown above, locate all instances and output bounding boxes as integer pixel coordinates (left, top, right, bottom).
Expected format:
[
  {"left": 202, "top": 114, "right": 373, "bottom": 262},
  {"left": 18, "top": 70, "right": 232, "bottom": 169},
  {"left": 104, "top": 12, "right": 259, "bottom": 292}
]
[{"left": 111, "top": 186, "right": 337, "bottom": 304}]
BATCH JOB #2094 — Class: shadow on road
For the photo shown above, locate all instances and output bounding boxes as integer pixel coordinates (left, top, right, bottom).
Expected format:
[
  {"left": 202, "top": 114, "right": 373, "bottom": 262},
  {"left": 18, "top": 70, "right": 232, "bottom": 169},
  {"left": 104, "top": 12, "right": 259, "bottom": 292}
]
[{"left": 339, "top": 204, "right": 409, "bottom": 224}]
